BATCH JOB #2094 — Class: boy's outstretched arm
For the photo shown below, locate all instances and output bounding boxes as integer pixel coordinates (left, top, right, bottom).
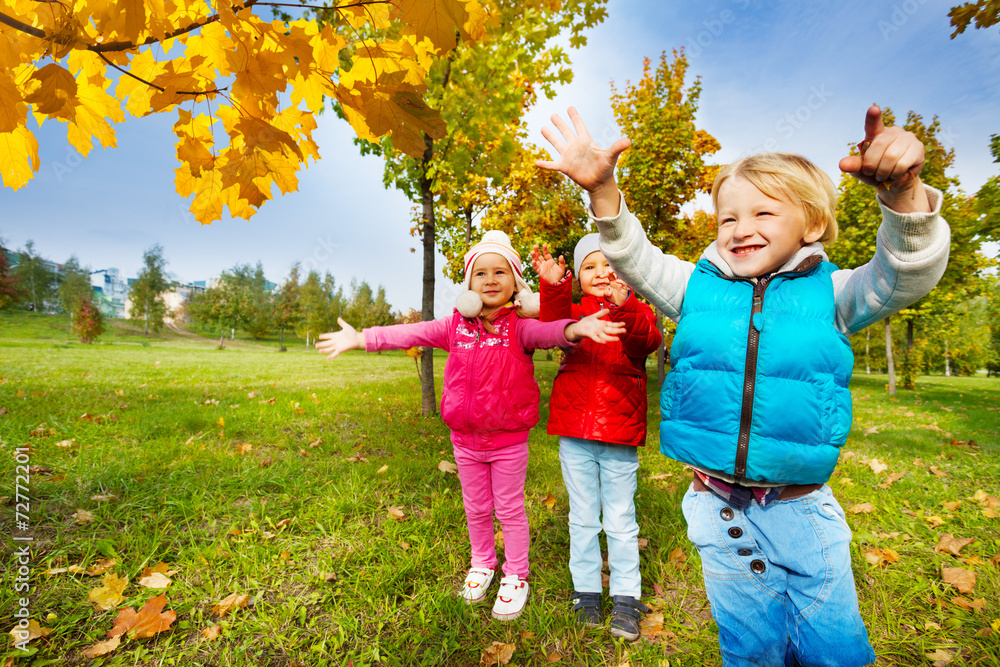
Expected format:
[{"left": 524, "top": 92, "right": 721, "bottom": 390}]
[
  {"left": 316, "top": 318, "right": 365, "bottom": 360},
  {"left": 839, "top": 105, "right": 930, "bottom": 214},
  {"left": 536, "top": 107, "right": 630, "bottom": 218}
]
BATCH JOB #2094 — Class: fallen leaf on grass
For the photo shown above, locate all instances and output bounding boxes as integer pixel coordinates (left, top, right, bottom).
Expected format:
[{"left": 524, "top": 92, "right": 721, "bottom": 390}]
[
  {"left": 88, "top": 573, "right": 128, "bottom": 610},
  {"left": 274, "top": 518, "right": 292, "bottom": 529},
  {"left": 495, "top": 529, "right": 505, "bottom": 549},
  {"left": 346, "top": 454, "right": 369, "bottom": 463},
  {"left": 926, "top": 648, "right": 955, "bottom": 665},
  {"left": 86, "top": 559, "right": 117, "bottom": 576},
  {"left": 542, "top": 493, "right": 557, "bottom": 509},
  {"left": 942, "top": 567, "right": 976, "bottom": 594},
  {"left": 935, "top": 534, "right": 975, "bottom": 556},
  {"left": 259, "top": 457, "right": 274, "bottom": 468},
  {"left": 8, "top": 619, "right": 51, "bottom": 646},
  {"left": 73, "top": 509, "right": 95, "bottom": 524},
  {"left": 81, "top": 634, "right": 121, "bottom": 658},
  {"left": 942, "top": 500, "right": 962, "bottom": 512},
  {"left": 649, "top": 472, "right": 673, "bottom": 481},
  {"left": 308, "top": 438, "right": 322, "bottom": 448},
  {"left": 55, "top": 438, "right": 76, "bottom": 448},
  {"left": 863, "top": 549, "right": 899, "bottom": 568},
  {"left": 925, "top": 515, "right": 947, "bottom": 528},
  {"left": 668, "top": 546, "right": 686, "bottom": 566},
  {"left": 913, "top": 458, "right": 926, "bottom": 467},
  {"left": 138, "top": 563, "right": 177, "bottom": 589},
  {"left": 399, "top": 541, "right": 410, "bottom": 551},
  {"left": 929, "top": 466, "right": 949, "bottom": 478},
  {"left": 849, "top": 503, "right": 877, "bottom": 515},
  {"left": 865, "top": 458, "right": 888, "bottom": 475},
  {"left": 877, "top": 472, "right": 905, "bottom": 489},
  {"left": 546, "top": 653, "right": 563, "bottom": 662},
  {"left": 235, "top": 443, "right": 252, "bottom": 455},
  {"left": 212, "top": 593, "right": 250, "bottom": 617},
  {"left": 925, "top": 621, "right": 941, "bottom": 631},
  {"left": 109, "top": 593, "right": 176, "bottom": 639},
  {"left": 202, "top": 625, "right": 222, "bottom": 641},
  {"left": 90, "top": 494, "right": 117, "bottom": 502},
  {"left": 480, "top": 641, "right": 515, "bottom": 665},
  {"left": 841, "top": 450, "right": 856, "bottom": 460},
  {"left": 951, "top": 597, "right": 987, "bottom": 613},
  {"left": 638, "top": 538, "right": 649, "bottom": 549},
  {"left": 376, "top": 465, "right": 389, "bottom": 474},
  {"left": 438, "top": 460, "right": 458, "bottom": 475}
]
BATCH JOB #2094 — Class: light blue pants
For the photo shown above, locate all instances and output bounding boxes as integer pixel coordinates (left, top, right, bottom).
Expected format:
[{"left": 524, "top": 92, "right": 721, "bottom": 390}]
[
  {"left": 682, "top": 484, "right": 876, "bottom": 667},
  {"left": 558, "top": 436, "right": 641, "bottom": 598}
]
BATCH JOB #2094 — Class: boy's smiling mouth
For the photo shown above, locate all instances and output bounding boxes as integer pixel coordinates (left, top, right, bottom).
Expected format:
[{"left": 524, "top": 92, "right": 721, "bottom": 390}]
[{"left": 731, "top": 245, "right": 764, "bottom": 256}]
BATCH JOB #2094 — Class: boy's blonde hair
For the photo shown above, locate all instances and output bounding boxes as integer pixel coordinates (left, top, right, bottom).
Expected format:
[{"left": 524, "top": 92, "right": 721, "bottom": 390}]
[{"left": 711, "top": 153, "right": 839, "bottom": 246}]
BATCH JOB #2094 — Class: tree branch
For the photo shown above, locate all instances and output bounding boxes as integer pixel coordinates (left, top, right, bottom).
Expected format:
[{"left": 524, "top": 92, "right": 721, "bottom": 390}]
[{"left": 96, "top": 52, "right": 227, "bottom": 97}]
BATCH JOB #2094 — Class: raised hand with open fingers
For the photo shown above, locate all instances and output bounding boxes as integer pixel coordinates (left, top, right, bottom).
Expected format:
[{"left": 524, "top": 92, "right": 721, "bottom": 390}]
[
  {"left": 566, "top": 308, "right": 627, "bottom": 344},
  {"left": 315, "top": 318, "right": 365, "bottom": 360},
  {"left": 838, "top": 105, "right": 930, "bottom": 213},
  {"left": 530, "top": 243, "right": 568, "bottom": 285},
  {"left": 536, "top": 107, "right": 630, "bottom": 217}
]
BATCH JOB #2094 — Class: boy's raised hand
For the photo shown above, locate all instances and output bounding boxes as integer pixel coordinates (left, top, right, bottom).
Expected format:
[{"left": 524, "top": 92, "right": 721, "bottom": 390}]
[
  {"left": 565, "top": 309, "right": 626, "bottom": 344},
  {"left": 608, "top": 275, "right": 630, "bottom": 306},
  {"left": 839, "top": 105, "right": 930, "bottom": 213},
  {"left": 316, "top": 318, "right": 365, "bottom": 360},
  {"left": 536, "top": 107, "right": 630, "bottom": 217},
  {"left": 530, "top": 243, "right": 568, "bottom": 284}
]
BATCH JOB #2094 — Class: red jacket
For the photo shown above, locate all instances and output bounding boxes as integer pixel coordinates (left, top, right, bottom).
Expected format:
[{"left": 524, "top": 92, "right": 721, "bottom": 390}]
[{"left": 540, "top": 274, "right": 661, "bottom": 447}]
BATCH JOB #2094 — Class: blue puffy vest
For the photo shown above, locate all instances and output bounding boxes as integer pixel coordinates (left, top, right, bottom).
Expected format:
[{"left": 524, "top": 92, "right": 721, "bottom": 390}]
[{"left": 660, "top": 258, "right": 854, "bottom": 485}]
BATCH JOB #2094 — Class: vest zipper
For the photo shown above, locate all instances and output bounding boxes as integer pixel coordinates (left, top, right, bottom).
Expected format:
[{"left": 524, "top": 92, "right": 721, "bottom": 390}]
[
  {"left": 465, "top": 325, "right": 480, "bottom": 445},
  {"left": 734, "top": 276, "right": 771, "bottom": 480}
]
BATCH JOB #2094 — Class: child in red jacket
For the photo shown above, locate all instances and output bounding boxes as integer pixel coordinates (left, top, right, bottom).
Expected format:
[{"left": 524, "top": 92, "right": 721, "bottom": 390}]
[{"left": 531, "top": 234, "right": 662, "bottom": 640}]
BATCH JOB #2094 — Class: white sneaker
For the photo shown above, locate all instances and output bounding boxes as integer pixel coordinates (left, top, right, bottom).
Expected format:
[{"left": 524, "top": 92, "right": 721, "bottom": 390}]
[
  {"left": 491, "top": 575, "right": 529, "bottom": 621},
  {"left": 458, "top": 567, "right": 495, "bottom": 604}
]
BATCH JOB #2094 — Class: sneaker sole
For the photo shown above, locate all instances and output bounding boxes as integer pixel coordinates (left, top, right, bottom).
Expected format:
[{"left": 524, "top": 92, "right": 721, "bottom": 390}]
[
  {"left": 491, "top": 609, "right": 524, "bottom": 621},
  {"left": 610, "top": 627, "right": 640, "bottom": 642}
]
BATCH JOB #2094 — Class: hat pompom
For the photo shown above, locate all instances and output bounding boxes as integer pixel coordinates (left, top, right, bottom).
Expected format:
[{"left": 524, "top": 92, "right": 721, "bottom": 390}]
[
  {"left": 514, "top": 289, "right": 540, "bottom": 319},
  {"left": 456, "top": 290, "right": 483, "bottom": 318}
]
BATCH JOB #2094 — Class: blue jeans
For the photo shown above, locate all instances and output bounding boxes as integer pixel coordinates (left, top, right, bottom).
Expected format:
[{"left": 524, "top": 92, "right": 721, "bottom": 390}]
[
  {"left": 558, "top": 436, "right": 641, "bottom": 598},
  {"left": 682, "top": 484, "right": 875, "bottom": 667}
]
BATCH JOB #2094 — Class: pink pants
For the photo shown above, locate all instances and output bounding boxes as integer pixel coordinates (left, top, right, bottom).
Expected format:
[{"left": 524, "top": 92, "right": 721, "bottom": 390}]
[{"left": 453, "top": 441, "right": 530, "bottom": 579}]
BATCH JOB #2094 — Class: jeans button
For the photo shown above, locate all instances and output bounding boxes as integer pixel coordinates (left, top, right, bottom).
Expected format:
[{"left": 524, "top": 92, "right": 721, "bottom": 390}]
[
  {"left": 738, "top": 548, "right": 752, "bottom": 556},
  {"left": 750, "top": 559, "right": 766, "bottom": 573},
  {"left": 727, "top": 527, "right": 743, "bottom": 539},
  {"left": 720, "top": 507, "right": 734, "bottom": 521}
]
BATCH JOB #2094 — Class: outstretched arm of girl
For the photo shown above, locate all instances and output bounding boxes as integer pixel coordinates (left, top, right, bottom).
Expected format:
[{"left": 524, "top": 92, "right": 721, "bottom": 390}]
[
  {"left": 565, "top": 309, "right": 626, "bottom": 343},
  {"left": 316, "top": 318, "right": 365, "bottom": 360}
]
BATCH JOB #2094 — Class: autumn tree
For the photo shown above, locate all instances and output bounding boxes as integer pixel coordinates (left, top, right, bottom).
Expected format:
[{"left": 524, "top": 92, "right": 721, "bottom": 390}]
[
  {"left": 273, "top": 265, "right": 303, "bottom": 352},
  {"left": 72, "top": 297, "right": 105, "bottom": 344},
  {"left": 949, "top": 1, "right": 1000, "bottom": 37},
  {"left": 0, "top": 0, "right": 487, "bottom": 223},
  {"left": 329, "top": 0, "right": 607, "bottom": 416},
  {"left": 0, "top": 241, "right": 22, "bottom": 310},
  {"left": 12, "top": 240, "right": 57, "bottom": 312},
  {"left": 129, "top": 244, "right": 170, "bottom": 335},
  {"left": 609, "top": 49, "right": 720, "bottom": 384}
]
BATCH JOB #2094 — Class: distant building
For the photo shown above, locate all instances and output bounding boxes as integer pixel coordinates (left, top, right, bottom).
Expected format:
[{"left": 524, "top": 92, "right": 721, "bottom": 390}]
[
  {"left": 124, "top": 280, "right": 206, "bottom": 324},
  {"left": 91, "top": 269, "right": 129, "bottom": 318}
]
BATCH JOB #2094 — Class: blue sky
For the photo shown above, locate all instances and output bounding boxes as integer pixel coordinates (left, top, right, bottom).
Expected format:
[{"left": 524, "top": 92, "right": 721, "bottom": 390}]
[{"left": 2, "top": 0, "right": 998, "bottom": 317}]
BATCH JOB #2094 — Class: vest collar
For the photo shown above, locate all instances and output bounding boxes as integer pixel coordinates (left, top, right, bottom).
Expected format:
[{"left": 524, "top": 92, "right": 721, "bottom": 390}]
[{"left": 700, "top": 241, "right": 829, "bottom": 279}]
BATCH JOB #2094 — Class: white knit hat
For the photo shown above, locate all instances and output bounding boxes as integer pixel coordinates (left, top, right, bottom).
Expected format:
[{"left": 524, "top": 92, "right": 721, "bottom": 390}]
[
  {"left": 456, "top": 230, "right": 539, "bottom": 318},
  {"left": 574, "top": 233, "right": 603, "bottom": 277}
]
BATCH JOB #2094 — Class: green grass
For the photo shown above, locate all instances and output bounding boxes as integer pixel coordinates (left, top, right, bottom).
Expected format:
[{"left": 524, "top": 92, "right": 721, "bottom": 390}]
[{"left": 0, "top": 314, "right": 998, "bottom": 666}]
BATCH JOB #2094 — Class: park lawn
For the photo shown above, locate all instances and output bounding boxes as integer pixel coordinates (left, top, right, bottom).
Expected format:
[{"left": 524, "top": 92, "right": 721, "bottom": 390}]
[{"left": 0, "top": 318, "right": 997, "bottom": 666}]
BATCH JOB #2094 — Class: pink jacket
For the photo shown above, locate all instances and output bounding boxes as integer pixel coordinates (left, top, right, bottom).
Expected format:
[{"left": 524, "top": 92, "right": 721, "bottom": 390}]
[{"left": 364, "top": 307, "right": 575, "bottom": 450}]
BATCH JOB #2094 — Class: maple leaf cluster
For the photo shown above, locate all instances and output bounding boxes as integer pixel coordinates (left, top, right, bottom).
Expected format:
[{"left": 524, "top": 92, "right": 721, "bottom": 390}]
[{"left": 0, "top": 0, "right": 486, "bottom": 223}]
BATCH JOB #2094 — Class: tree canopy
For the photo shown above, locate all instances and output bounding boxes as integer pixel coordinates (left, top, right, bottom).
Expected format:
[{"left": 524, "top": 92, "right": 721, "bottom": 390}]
[{"left": 0, "top": 0, "right": 487, "bottom": 223}]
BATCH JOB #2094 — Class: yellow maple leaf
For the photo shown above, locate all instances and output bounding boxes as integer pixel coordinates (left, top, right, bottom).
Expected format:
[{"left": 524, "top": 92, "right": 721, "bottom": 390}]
[
  {"left": 942, "top": 567, "right": 976, "bottom": 594},
  {"left": 8, "top": 618, "right": 52, "bottom": 647},
  {"left": 480, "top": 640, "right": 515, "bottom": 666},
  {"left": 0, "top": 124, "right": 39, "bottom": 189},
  {"left": 0, "top": 72, "right": 26, "bottom": 133},
  {"left": 212, "top": 592, "right": 251, "bottom": 617},
  {"left": 81, "top": 634, "right": 121, "bottom": 658},
  {"left": 392, "top": 0, "right": 485, "bottom": 51},
  {"left": 23, "top": 63, "right": 78, "bottom": 118},
  {"left": 88, "top": 573, "right": 129, "bottom": 611}
]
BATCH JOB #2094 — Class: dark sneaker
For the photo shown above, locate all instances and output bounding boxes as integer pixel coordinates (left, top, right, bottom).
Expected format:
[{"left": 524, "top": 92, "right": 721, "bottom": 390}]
[
  {"left": 609, "top": 595, "right": 649, "bottom": 642},
  {"left": 570, "top": 591, "right": 602, "bottom": 628}
]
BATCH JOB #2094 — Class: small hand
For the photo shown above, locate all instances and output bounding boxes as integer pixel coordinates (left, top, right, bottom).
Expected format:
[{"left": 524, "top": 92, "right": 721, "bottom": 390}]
[
  {"left": 535, "top": 107, "right": 631, "bottom": 198},
  {"left": 608, "top": 274, "right": 630, "bottom": 306},
  {"left": 838, "top": 105, "right": 929, "bottom": 212},
  {"left": 315, "top": 318, "right": 364, "bottom": 360},
  {"left": 530, "top": 243, "right": 568, "bottom": 285},
  {"left": 566, "top": 309, "right": 626, "bottom": 344}
]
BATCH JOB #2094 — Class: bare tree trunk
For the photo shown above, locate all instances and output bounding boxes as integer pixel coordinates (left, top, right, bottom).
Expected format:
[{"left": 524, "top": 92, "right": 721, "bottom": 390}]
[
  {"left": 419, "top": 134, "right": 438, "bottom": 418},
  {"left": 944, "top": 339, "right": 951, "bottom": 377},
  {"left": 865, "top": 326, "right": 871, "bottom": 374},
  {"left": 655, "top": 308, "right": 666, "bottom": 388},
  {"left": 884, "top": 316, "right": 896, "bottom": 396}
]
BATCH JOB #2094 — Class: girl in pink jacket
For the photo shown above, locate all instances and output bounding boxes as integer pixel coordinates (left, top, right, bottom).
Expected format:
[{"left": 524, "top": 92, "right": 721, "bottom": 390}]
[{"left": 317, "top": 230, "right": 624, "bottom": 622}]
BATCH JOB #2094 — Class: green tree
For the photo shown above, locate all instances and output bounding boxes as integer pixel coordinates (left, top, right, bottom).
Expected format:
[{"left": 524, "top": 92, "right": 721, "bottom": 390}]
[
  {"left": 12, "top": 240, "right": 57, "bottom": 312},
  {"left": 331, "top": 0, "right": 608, "bottom": 417},
  {"left": 297, "top": 270, "right": 344, "bottom": 348},
  {"left": 233, "top": 262, "right": 274, "bottom": 340},
  {"left": 59, "top": 255, "right": 92, "bottom": 321},
  {"left": 188, "top": 270, "right": 249, "bottom": 347},
  {"left": 609, "top": 49, "right": 721, "bottom": 384},
  {"left": 344, "top": 280, "right": 396, "bottom": 330},
  {"left": 273, "top": 265, "right": 303, "bottom": 352},
  {"left": 129, "top": 244, "right": 169, "bottom": 335}
]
